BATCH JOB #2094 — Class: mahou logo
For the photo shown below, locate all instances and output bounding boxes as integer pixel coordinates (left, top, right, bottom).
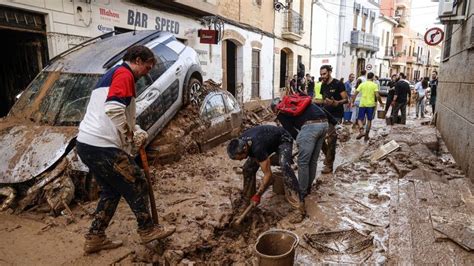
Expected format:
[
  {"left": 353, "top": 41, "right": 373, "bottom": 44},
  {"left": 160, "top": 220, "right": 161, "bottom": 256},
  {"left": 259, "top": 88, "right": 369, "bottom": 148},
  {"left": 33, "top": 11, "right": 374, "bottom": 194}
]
[{"left": 99, "top": 8, "right": 119, "bottom": 18}]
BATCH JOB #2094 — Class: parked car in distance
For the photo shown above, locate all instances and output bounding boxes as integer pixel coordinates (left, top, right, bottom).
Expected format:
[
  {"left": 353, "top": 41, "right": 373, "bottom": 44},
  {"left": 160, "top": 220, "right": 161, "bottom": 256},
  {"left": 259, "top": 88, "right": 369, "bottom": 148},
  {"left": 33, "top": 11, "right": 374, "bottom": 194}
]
[
  {"left": 0, "top": 30, "right": 206, "bottom": 211},
  {"left": 378, "top": 78, "right": 391, "bottom": 96}
]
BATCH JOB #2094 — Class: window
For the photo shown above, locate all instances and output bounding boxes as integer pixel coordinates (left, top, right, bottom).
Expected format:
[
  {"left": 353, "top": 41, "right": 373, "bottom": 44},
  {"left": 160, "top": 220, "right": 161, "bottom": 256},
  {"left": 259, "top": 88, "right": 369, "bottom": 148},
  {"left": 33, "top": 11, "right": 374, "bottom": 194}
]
[
  {"left": 362, "top": 13, "right": 367, "bottom": 32},
  {"left": 369, "top": 18, "right": 374, "bottom": 33},
  {"left": 204, "top": 95, "right": 226, "bottom": 120},
  {"left": 135, "top": 43, "right": 179, "bottom": 94},
  {"left": 251, "top": 49, "right": 260, "bottom": 98},
  {"left": 224, "top": 94, "right": 238, "bottom": 112},
  {"left": 443, "top": 24, "right": 453, "bottom": 60},
  {"left": 353, "top": 11, "right": 359, "bottom": 30}
]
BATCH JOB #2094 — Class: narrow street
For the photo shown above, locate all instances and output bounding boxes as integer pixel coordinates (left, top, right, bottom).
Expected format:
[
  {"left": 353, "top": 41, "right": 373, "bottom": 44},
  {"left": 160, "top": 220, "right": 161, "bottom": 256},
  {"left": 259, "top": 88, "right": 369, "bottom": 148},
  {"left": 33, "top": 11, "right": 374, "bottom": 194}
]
[{"left": 1, "top": 108, "right": 472, "bottom": 264}]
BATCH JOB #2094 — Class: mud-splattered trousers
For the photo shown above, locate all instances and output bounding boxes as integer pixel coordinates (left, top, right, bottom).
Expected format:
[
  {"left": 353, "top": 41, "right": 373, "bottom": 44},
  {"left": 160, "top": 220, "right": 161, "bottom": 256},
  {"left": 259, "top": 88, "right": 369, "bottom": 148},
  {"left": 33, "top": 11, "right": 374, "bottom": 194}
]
[
  {"left": 242, "top": 141, "right": 304, "bottom": 202},
  {"left": 322, "top": 118, "right": 342, "bottom": 168},
  {"left": 296, "top": 122, "right": 328, "bottom": 198},
  {"left": 76, "top": 142, "right": 154, "bottom": 235}
]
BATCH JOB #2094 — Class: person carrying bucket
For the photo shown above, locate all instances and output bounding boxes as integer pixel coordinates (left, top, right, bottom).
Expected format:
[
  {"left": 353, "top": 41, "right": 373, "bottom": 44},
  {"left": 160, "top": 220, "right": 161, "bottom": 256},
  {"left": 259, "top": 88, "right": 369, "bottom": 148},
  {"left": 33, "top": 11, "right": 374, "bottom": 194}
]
[{"left": 351, "top": 72, "right": 384, "bottom": 141}]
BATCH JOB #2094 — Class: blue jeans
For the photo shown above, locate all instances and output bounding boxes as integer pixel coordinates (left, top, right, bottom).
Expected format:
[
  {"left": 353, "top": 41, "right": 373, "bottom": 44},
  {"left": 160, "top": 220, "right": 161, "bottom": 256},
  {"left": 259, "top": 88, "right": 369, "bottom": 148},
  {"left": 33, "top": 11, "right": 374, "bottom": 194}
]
[{"left": 296, "top": 122, "right": 328, "bottom": 198}]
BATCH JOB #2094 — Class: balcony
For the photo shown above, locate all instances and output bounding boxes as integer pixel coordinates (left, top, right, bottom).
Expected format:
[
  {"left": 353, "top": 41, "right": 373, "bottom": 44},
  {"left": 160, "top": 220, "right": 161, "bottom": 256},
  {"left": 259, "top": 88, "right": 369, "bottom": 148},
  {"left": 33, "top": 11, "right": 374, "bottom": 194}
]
[
  {"left": 350, "top": 30, "right": 380, "bottom": 52},
  {"left": 384, "top": 46, "right": 395, "bottom": 59},
  {"left": 282, "top": 10, "right": 303, "bottom": 41}
]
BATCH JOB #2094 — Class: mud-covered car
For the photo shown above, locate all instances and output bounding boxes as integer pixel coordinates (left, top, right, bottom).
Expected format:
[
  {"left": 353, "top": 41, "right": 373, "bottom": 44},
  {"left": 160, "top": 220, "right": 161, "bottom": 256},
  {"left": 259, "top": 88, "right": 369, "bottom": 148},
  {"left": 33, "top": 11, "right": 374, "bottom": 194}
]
[{"left": 0, "top": 30, "right": 204, "bottom": 212}]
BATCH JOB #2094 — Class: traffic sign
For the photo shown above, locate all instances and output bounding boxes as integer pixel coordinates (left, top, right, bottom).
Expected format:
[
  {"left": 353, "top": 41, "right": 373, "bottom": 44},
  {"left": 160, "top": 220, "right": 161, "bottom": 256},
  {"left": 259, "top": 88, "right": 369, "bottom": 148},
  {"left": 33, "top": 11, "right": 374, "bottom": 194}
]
[
  {"left": 366, "top": 64, "right": 373, "bottom": 71},
  {"left": 424, "top": 27, "right": 444, "bottom": 46}
]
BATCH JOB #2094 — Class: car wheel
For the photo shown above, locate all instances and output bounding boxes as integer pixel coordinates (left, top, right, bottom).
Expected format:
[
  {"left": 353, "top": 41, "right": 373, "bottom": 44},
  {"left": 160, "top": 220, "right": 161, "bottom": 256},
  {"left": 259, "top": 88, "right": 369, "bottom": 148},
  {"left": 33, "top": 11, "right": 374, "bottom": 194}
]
[{"left": 184, "top": 78, "right": 202, "bottom": 106}]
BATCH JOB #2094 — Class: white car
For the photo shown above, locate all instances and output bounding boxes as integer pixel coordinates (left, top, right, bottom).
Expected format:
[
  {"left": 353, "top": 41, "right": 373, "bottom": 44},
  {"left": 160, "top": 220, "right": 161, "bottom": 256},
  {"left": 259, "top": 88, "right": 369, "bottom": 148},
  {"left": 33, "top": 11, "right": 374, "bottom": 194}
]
[{"left": 0, "top": 30, "right": 203, "bottom": 212}]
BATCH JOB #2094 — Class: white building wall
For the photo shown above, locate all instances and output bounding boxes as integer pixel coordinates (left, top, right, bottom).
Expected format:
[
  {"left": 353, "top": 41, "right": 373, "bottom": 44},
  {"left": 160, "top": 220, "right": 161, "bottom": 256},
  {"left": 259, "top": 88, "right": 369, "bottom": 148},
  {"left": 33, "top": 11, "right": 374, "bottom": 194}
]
[
  {"left": 311, "top": 0, "right": 340, "bottom": 77},
  {"left": 375, "top": 17, "right": 395, "bottom": 78},
  {"left": 336, "top": 0, "right": 381, "bottom": 80}
]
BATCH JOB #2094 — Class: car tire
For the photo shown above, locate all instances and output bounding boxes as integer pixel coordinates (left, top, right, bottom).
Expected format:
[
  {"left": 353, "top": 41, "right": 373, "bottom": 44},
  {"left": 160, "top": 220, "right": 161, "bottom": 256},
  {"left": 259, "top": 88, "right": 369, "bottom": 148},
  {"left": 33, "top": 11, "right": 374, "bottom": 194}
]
[{"left": 184, "top": 77, "right": 202, "bottom": 106}]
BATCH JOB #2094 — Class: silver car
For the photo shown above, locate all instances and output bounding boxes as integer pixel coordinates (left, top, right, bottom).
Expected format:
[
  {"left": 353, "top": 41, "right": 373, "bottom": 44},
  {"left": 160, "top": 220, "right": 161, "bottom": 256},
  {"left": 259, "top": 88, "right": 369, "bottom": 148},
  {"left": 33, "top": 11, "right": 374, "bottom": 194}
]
[{"left": 0, "top": 30, "right": 203, "bottom": 212}]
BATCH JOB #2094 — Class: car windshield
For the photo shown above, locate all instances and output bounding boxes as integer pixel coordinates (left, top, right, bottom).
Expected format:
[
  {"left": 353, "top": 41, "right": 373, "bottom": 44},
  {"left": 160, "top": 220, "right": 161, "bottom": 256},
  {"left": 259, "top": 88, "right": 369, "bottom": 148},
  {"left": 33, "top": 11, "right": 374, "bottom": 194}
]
[{"left": 10, "top": 71, "right": 102, "bottom": 126}]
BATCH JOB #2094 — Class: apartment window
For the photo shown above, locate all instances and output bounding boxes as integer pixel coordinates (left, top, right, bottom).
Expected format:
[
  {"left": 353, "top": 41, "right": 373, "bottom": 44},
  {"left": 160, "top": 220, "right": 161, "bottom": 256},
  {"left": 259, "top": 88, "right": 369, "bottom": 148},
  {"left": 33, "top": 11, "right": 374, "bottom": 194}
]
[
  {"left": 369, "top": 18, "right": 374, "bottom": 33},
  {"left": 386, "top": 31, "right": 390, "bottom": 47},
  {"left": 361, "top": 12, "right": 367, "bottom": 32},
  {"left": 353, "top": 11, "right": 359, "bottom": 30},
  {"left": 443, "top": 24, "right": 453, "bottom": 60},
  {"left": 381, "top": 30, "right": 385, "bottom": 45},
  {"left": 251, "top": 49, "right": 260, "bottom": 98}
]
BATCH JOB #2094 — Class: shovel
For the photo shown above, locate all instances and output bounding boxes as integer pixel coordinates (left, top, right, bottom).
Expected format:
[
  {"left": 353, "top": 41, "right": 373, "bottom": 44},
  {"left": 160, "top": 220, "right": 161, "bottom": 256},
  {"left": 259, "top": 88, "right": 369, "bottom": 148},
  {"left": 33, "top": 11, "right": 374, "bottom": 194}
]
[
  {"left": 139, "top": 147, "right": 159, "bottom": 225},
  {"left": 232, "top": 201, "right": 256, "bottom": 227}
]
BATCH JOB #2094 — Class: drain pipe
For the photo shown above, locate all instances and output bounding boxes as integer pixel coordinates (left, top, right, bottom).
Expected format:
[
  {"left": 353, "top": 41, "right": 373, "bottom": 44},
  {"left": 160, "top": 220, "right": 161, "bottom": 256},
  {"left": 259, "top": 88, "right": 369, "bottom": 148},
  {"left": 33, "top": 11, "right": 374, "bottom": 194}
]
[
  {"left": 272, "top": 6, "right": 276, "bottom": 100},
  {"left": 336, "top": 0, "right": 346, "bottom": 78},
  {"left": 309, "top": 0, "right": 315, "bottom": 74}
]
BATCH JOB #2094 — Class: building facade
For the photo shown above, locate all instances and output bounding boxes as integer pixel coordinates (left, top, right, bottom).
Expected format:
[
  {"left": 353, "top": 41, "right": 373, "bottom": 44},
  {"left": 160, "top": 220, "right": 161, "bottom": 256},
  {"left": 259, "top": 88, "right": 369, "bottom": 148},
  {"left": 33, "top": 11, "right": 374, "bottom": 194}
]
[
  {"left": 436, "top": 0, "right": 474, "bottom": 180},
  {"left": 374, "top": 14, "right": 397, "bottom": 78},
  {"left": 0, "top": 0, "right": 286, "bottom": 115}
]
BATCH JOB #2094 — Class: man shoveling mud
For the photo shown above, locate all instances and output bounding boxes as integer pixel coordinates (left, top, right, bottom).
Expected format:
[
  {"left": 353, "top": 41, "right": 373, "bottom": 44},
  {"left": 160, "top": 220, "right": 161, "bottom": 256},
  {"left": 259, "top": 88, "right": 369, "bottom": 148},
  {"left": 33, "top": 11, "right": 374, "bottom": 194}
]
[
  {"left": 227, "top": 125, "right": 306, "bottom": 223},
  {"left": 76, "top": 45, "right": 175, "bottom": 254}
]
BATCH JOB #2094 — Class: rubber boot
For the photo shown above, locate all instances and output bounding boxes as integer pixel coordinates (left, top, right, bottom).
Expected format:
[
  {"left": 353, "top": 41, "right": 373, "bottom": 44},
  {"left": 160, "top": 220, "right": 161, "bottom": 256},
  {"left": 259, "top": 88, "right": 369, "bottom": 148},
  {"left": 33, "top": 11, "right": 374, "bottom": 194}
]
[
  {"left": 321, "top": 165, "right": 333, "bottom": 174},
  {"left": 138, "top": 225, "right": 176, "bottom": 244},
  {"left": 84, "top": 234, "right": 123, "bottom": 254},
  {"left": 289, "top": 201, "right": 306, "bottom": 224}
]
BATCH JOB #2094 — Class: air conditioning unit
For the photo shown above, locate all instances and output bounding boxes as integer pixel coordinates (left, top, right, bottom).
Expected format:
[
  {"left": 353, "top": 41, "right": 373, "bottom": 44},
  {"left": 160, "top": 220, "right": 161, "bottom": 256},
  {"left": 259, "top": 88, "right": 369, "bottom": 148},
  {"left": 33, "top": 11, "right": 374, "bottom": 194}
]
[{"left": 435, "top": 0, "right": 470, "bottom": 24}]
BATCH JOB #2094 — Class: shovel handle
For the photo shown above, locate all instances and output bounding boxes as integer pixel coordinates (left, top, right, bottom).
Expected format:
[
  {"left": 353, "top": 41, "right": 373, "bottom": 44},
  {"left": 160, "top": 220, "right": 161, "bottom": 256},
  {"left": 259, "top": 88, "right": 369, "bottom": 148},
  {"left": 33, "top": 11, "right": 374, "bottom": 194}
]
[
  {"left": 139, "top": 147, "right": 159, "bottom": 225},
  {"left": 234, "top": 202, "right": 255, "bottom": 226}
]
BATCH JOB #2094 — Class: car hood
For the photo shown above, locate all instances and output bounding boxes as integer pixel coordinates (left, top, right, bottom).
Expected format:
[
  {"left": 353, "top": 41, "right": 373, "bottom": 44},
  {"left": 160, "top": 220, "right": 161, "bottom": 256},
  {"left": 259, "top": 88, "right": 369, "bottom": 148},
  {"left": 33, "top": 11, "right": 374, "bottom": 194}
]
[{"left": 0, "top": 124, "right": 77, "bottom": 184}]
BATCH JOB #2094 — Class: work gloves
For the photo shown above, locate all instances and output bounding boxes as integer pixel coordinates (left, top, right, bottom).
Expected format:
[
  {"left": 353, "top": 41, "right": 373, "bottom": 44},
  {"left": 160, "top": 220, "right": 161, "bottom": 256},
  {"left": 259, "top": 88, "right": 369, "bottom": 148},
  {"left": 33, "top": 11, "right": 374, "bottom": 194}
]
[
  {"left": 133, "top": 125, "right": 148, "bottom": 148},
  {"left": 251, "top": 194, "right": 261, "bottom": 205}
]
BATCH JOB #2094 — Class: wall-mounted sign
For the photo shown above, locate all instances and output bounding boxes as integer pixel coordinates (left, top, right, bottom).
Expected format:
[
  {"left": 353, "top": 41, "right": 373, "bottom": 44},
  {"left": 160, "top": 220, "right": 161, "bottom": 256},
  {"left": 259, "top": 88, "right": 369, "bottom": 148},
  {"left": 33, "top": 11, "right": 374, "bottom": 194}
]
[
  {"left": 99, "top": 8, "right": 120, "bottom": 23},
  {"left": 366, "top": 64, "right": 373, "bottom": 71},
  {"left": 127, "top": 9, "right": 180, "bottom": 34},
  {"left": 322, "top": 59, "right": 329, "bottom": 63},
  {"left": 198, "top": 29, "right": 218, "bottom": 44},
  {"left": 424, "top": 27, "right": 444, "bottom": 46}
]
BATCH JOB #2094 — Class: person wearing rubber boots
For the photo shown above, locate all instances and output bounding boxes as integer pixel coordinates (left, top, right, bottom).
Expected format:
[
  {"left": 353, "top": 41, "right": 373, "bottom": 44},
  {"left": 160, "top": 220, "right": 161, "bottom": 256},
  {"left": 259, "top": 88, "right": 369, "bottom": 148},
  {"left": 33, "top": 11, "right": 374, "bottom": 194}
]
[
  {"left": 76, "top": 45, "right": 175, "bottom": 254},
  {"left": 227, "top": 125, "right": 306, "bottom": 223},
  {"left": 314, "top": 65, "right": 348, "bottom": 174}
]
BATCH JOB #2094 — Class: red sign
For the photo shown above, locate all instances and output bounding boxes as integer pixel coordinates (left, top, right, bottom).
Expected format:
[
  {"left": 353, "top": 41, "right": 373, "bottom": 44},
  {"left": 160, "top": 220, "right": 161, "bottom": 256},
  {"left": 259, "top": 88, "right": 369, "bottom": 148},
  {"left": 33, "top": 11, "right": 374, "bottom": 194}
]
[
  {"left": 322, "top": 59, "right": 329, "bottom": 63},
  {"left": 366, "top": 64, "right": 373, "bottom": 71},
  {"left": 99, "top": 8, "right": 120, "bottom": 19},
  {"left": 424, "top": 27, "right": 444, "bottom": 46},
  {"left": 198, "top": 29, "right": 219, "bottom": 44}
]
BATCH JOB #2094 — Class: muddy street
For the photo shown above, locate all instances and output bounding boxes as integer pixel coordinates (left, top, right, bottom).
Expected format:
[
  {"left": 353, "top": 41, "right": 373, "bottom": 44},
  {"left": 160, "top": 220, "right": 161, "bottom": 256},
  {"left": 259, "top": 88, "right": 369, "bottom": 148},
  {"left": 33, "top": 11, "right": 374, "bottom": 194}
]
[{"left": 1, "top": 108, "right": 473, "bottom": 265}]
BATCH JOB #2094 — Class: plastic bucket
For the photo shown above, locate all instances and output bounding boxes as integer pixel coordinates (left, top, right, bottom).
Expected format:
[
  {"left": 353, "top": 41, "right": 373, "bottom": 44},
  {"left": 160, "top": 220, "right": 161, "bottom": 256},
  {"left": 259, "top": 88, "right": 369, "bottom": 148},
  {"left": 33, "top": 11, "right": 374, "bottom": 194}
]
[
  {"left": 343, "top": 111, "right": 352, "bottom": 121},
  {"left": 272, "top": 171, "right": 285, "bottom": 195},
  {"left": 255, "top": 229, "right": 299, "bottom": 266},
  {"left": 377, "top": 110, "right": 386, "bottom": 119}
]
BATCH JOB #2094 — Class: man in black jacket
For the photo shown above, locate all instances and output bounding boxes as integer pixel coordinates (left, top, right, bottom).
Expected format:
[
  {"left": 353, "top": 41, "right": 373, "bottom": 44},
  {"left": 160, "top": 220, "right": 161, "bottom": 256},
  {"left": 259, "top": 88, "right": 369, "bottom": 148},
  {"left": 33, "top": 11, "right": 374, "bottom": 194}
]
[
  {"left": 314, "top": 65, "right": 348, "bottom": 174},
  {"left": 391, "top": 72, "right": 411, "bottom": 124},
  {"left": 227, "top": 125, "right": 306, "bottom": 223}
]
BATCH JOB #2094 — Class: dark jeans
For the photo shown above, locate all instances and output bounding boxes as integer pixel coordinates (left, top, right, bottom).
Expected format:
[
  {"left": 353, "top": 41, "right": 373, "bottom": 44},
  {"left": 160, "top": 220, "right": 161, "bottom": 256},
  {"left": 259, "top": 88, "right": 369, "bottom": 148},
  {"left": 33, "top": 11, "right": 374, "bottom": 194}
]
[
  {"left": 385, "top": 93, "right": 394, "bottom": 113},
  {"left": 76, "top": 142, "right": 154, "bottom": 235},
  {"left": 322, "top": 118, "right": 342, "bottom": 168},
  {"left": 391, "top": 101, "right": 407, "bottom": 124},
  {"left": 242, "top": 141, "right": 303, "bottom": 202}
]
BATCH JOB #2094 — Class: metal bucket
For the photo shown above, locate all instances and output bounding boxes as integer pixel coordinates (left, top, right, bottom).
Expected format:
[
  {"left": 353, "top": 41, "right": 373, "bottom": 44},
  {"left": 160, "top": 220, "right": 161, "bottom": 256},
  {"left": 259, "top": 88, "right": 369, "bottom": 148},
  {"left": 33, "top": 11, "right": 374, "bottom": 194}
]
[
  {"left": 377, "top": 110, "right": 386, "bottom": 119},
  {"left": 255, "top": 229, "right": 299, "bottom": 266}
]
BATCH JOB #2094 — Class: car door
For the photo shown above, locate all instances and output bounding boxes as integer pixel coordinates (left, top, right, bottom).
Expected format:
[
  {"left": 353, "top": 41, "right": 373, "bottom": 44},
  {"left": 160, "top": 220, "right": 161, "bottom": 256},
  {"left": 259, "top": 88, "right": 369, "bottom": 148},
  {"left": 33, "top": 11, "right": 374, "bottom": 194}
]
[
  {"left": 222, "top": 92, "right": 242, "bottom": 137},
  {"left": 200, "top": 93, "right": 230, "bottom": 150}
]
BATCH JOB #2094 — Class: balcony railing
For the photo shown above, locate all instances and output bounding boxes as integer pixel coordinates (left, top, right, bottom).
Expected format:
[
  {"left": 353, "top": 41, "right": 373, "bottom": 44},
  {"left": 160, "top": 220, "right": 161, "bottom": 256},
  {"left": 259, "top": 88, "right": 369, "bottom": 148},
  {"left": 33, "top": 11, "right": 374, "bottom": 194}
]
[
  {"left": 350, "top": 30, "right": 380, "bottom": 52},
  {"left": 282, "top": 10, "right": 303, "bottom": 41}
]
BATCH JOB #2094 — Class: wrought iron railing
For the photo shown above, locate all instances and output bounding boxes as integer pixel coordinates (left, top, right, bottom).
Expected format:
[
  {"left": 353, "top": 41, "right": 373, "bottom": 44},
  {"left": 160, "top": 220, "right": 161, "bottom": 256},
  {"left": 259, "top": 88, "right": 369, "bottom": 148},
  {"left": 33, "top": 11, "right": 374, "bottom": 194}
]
[{"left": 283, "top": 9, "right": 303, "bottom": 35}]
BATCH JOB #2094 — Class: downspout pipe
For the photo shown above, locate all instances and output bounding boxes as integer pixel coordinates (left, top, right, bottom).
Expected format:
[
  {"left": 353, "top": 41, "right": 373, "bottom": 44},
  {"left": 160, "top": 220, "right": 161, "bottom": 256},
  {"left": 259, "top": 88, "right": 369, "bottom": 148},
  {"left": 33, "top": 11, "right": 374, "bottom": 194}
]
[
  {"left": 309, "top": 0, "right": 315, "bottom": 74},
  {"left": 336, "top": 0, "right": 346, "bottom": 78}
]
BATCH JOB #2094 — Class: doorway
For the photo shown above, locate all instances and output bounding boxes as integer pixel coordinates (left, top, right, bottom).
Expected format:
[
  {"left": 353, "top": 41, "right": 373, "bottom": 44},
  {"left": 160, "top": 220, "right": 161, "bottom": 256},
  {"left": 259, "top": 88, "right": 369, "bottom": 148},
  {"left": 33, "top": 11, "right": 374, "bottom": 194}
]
[
  {"left": 356, "top": 58, "right": 366, "bottom": 76},
  {"left": 279, "top": 50, "right": 288, "bottom": 88},
  {"left": 226, "top": 40, "right": 237, "bottom": 97},
  {"left": 0, "top": 6, "right": 48, "bottom": 117}
]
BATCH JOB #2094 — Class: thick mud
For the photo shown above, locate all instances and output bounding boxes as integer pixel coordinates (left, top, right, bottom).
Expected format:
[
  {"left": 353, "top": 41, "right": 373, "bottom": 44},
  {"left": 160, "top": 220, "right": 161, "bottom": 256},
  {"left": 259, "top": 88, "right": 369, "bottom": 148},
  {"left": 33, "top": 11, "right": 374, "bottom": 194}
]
[{"left": 1, "top": 106, "right": 473, "bottom": 265}]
